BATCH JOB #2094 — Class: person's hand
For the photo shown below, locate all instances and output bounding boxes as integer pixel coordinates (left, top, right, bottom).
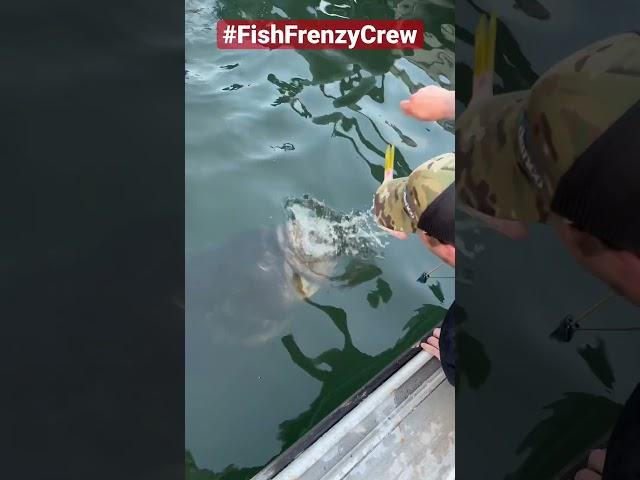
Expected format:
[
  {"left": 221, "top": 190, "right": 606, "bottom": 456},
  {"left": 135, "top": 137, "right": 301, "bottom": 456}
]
[
  {"left": 470, "top": 72, "right": 494, "bottom": 106},
  {"left": 575, "top": 449, "right": 606, "bottom": 480},
  {"left": 400, "top": 85, "right": 455, "bottom": 122},
  {"left": 461, "top": 205, "right": 528, "bottom": 239},
  {"left": 421, "top": 328, "right": 441, "bottom": 360},
  {"left": 378, "top": 224, "right": 409, "bottom": 240}
]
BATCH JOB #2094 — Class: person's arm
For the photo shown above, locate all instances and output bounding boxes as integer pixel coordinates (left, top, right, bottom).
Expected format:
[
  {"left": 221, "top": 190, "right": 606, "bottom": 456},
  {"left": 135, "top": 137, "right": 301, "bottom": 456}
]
[
  {"left": 460, "top": 203, "right": 528, "bottom": 239},
  {"left": 400, "top": 85, "right": 455, "bottom": 121},
  {"left": 574, "top": 449, "right": 606, "bottom": 480}
]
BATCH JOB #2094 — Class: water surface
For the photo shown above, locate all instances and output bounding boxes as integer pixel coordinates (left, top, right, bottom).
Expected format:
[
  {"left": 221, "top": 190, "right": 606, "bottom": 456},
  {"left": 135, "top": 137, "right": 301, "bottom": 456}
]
[{"left": 186, "top": 1, "right": 455, "bottom": 477}]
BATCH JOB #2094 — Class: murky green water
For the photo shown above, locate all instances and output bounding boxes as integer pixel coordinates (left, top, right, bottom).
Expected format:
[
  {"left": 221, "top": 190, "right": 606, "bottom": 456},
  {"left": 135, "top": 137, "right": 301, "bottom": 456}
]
[
  {"left": 456, "top": 1, "right": 640, "bottom": 478},
  {"left": 186, "top": 1, "right": 454, "bottom": 478}
]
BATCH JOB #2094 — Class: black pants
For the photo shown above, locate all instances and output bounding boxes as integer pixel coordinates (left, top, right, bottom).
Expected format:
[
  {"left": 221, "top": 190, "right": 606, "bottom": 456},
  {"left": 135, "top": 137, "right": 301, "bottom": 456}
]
[
  {"left": 439, "top": 300, "right": 457, "bottom": 386},
  {"left": 603, "top": 382, "right": 640, "bottom": 479}
]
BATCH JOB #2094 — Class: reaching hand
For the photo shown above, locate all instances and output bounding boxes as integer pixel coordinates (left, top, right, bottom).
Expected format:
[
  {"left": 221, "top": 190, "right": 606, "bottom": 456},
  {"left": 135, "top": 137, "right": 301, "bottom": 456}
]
[
  {"left": 421, "top": 327, "right": 442, "bottom": 360},
  {"left": 575, "top": 449, "right": 606, "bottom": 480},
  {"left": 378, "top": 224, "right": 409, "bottom": 240},
  {"left": 400, "top": 85, "right": 455, "bottom": 122}
]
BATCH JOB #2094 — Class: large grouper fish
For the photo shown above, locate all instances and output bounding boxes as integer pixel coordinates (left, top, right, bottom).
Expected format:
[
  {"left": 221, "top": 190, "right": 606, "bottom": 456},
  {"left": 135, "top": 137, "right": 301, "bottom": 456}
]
[{"left": 186, "top": 195, "right": 386, "bottom": 346}]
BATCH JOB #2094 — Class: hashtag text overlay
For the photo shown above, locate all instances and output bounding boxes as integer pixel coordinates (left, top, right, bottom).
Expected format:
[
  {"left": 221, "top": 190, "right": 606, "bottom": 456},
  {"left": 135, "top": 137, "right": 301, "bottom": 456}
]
[{"left": 217, "top": 20, "right": 423, "bottom": 50}]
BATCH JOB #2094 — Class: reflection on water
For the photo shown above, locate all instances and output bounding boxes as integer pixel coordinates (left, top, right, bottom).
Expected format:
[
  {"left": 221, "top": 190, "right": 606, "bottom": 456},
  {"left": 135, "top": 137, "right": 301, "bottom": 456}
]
[
  {"left": 577, "top": 339, "right": 616, "bottom": 392},
  {"left": 366, "top": 278, "right": 393, "bottom": 308},
  {"left": 451, "top": 301, "right": 491, "bottom": 392},
  {"left": 278, "top": 299, "right": 447, "bottom": 449},
  {"left": 186, "top": 300, "right": 448, "bottom": 478},
  {"left": 188, "top": 0, "right": 454, "bottom": 183},
  {"left": 505, "top": 393, "right": 623, "bottom": 480},
  {"left": 186, "top": 0, "right": 454, "bottom": 477}
]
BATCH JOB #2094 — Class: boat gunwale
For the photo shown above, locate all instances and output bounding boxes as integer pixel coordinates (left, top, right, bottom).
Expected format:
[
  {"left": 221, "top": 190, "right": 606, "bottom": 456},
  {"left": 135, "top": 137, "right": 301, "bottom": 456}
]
[{"left": 253, "top": 342, "right": 443, "bottom": 480}]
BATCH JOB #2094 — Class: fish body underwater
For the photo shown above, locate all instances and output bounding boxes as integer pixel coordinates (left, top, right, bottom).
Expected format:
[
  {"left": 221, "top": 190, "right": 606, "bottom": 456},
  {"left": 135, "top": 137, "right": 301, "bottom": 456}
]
[{"left": 186, "top": 196, "right": 384, "bottom": 346}]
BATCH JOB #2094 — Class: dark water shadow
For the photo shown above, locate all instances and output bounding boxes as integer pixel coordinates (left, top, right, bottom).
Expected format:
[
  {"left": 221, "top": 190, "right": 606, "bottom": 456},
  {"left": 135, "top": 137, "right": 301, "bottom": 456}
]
[
  {"left": 454, "top": 302, "right": 492, "bottom": 393},
  {"left": 505, "top": 393, "right": 623, "bottom": 479},
  {"left": 428, "top": 280, "right": 445, "bottom": 303},
  {"left": 513, "top": 0, "right": 551, "bottom": 20},
  {"left": 331, "top": 258, "right": 382, "bottom": 289},
  {"left": 366, "top": 277, "right": 392, "bottom": 308},
  {"left": 577, "top": 337, "right": 616, "bottom": 392}
]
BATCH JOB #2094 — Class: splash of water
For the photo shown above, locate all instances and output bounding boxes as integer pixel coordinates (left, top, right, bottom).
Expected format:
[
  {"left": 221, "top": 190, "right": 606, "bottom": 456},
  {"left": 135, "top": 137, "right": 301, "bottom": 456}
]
[{"left": 282, "top": 195, "right": 387, "bottom": 265}]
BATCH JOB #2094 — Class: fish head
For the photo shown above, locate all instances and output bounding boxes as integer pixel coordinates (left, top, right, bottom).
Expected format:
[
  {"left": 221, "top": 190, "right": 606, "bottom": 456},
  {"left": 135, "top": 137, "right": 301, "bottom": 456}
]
[{"left": 280, "top": 195, "right": 386, "bottom": 296}]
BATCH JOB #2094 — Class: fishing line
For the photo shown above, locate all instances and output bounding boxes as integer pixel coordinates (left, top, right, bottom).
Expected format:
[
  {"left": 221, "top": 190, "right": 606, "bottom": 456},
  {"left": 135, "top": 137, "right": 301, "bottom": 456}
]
[
  {"left": 550, "top": 292, "right": 640, "bottom": 342},
  {"left": 578, "top": 327, "right": 640, "bottom": 332},
  {"left": 574, "top": 292, "right": 615, "bottom": 322}
]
